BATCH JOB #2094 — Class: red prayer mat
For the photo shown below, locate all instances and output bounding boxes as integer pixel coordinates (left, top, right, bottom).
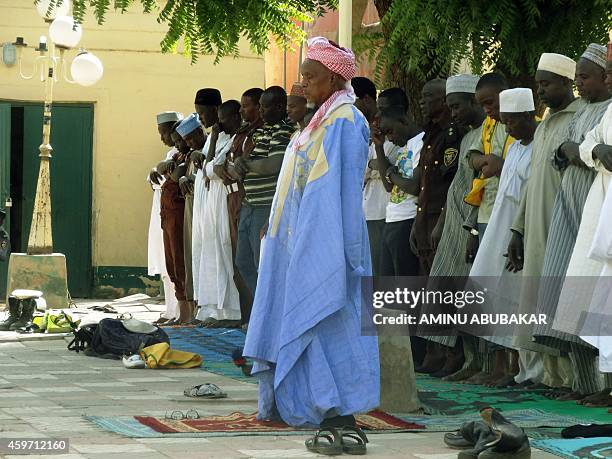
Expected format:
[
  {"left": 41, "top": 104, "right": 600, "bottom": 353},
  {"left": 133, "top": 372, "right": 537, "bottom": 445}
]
[{"left": 135, "top": 410, "right": 423, "bottom": 434}]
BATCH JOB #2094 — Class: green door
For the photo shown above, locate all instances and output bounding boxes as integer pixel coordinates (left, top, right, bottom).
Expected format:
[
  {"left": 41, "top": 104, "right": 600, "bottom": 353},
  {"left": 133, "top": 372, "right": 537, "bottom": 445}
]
[
  {"left": 18, "top": 103, "right": 94, "bottom": 298},
  {"left": 0, "top": 104, "right": 10, "bottom": 299}
]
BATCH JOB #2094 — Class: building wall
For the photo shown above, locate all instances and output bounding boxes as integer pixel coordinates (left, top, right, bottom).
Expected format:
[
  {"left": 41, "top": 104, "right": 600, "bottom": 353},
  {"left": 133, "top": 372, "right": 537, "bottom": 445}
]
[{"left": 0, "top": 1, "right": 264, "bottom": 295}]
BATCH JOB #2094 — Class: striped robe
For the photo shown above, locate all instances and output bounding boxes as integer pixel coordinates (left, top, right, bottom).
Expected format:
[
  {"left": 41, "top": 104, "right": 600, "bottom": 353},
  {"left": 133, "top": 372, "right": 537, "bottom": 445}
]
[
  {"left": 533, "top": 98, "right": 612, "bottom": 349},
  {"left": 425, "top": 126, "right": 480, "bottom": 347}
]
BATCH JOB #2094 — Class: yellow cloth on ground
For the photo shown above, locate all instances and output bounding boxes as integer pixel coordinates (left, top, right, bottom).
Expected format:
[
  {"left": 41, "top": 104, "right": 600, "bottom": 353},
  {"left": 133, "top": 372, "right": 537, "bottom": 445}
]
[{"left": 140, "top": 342, "right": 202, "bottom": 369}]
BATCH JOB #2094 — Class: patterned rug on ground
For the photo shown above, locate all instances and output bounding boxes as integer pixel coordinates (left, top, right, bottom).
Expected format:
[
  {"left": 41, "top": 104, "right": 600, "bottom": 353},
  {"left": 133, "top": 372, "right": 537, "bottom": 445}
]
[
  {"left": 86, "top": 411, "right": 423, "bottom": 438},
  {"left": 395, "top": 408, "right": 601, "bottom": 433},
  {"left": 163, "top": 327, "right": 251, "bottom": 383},
  {"left": 531, "top": 437, "right": 612, "bottom": 459},
  {"left": 416, "top": 375, "right": 612, "bottom": 423}
]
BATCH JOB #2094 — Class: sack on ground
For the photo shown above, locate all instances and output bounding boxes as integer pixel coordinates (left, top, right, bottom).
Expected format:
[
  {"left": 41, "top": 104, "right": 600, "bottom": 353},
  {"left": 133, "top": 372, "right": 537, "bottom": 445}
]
[{"left": 87, "top": 318, "right": 169, "bottom": 358}]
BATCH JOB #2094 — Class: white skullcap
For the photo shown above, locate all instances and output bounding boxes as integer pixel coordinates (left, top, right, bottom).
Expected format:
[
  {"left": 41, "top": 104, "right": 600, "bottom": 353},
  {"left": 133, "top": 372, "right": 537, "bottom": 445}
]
[
  {"left": 537, "top": 53, "right": 576, "bottom": 80},
  {"left": 156, "top": 111, "right": 183, "bottom": 125},
  {"left": 499, "top": 88, "right": 535, "bottom": 113},
  {"left": 581, "top": 43, "right": 607, "bottom": 69},
  {"left": 446, "top": 74, "right": 480, "bottom": 95}
]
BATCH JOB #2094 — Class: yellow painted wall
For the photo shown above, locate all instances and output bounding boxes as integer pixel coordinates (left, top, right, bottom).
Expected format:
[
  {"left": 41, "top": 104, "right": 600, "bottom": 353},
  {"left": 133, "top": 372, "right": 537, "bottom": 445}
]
[{"left": 0, "top": 1, "right": 264, "bottom": 268}]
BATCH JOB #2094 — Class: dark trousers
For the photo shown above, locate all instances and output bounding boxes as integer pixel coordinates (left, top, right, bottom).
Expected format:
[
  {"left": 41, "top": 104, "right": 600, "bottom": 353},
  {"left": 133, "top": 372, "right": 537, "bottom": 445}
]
[
  {"left": 161, "top": 188, "right": 186, "bottom": 301},
  {"left": 366, "top": 219, "right": 385, "bottom": 277},
  {"left": 379, "top": 219, "right": 419, "bottom": 276},
  {"left": 235, "top": 203, "right": 271, "bottom": 322},
  {"left": 228, "top": 189, "right": 254, "bottom": 323}
]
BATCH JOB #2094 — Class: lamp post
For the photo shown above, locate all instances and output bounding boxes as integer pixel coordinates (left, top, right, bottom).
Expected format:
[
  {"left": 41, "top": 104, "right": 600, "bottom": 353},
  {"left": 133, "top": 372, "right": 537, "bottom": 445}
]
[
  {"left": 6, "top": 0, "right": 103, "bottom": 308},
  {"left": 14, "top": 3, "right": 103, "bottom": 254}
]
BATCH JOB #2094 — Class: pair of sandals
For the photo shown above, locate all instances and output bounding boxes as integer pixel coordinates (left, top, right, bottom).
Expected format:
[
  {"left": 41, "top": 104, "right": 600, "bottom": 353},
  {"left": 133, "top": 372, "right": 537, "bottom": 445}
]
[
  {"left": 183, "top": 383, "right": 227, "bottom": 399},
  {"left": 305, "top": 426, "right": 368, "bottom": 456}
]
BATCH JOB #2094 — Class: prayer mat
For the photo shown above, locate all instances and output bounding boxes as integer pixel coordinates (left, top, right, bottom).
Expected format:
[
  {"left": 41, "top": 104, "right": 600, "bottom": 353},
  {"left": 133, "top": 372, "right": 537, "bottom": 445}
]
[
  {"left": 416, "top": 375, "right": 612, "bottom": 423},
  {"left": 134, "top": 410, "right": 423, "bottom": 434},
  {"left": 86, "top": 412, "right": 423, "bottom": 438},
  {"left": 531, "top": 437, "right": 612, "bottom": 458},
  {"left": 163, "top": 327, "right": 251, "bottom": 382},
  {"left": 395, "top": 409, "right": 601, "bottom": 432}
]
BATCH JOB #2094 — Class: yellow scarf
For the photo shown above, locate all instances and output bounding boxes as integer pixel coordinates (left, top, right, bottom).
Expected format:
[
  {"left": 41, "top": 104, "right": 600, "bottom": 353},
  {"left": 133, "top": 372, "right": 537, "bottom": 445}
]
[{"left": 464, "top": 117, "right": 514, "bottom": 207}]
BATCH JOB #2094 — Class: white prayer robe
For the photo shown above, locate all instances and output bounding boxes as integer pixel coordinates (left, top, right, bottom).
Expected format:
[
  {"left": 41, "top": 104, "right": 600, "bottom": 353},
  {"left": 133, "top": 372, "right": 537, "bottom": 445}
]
[
  {"left": 147, "top": 147, "right": 178, "bottom": 319},
  {"left": 193, "top": 133, "right": 241, "bottom": 321},
  {"left": 191, "top": 137, "right": 210, "bottom": 303},
  {"left": 556, "top": 104, "right": 612, "bottom": 371},
  {"left": 469, "top": 140, "right": 533, "bottom": 349}
]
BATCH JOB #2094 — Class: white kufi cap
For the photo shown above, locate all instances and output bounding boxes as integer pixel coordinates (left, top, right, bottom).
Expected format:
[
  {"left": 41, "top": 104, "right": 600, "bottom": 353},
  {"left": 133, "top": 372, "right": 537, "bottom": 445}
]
[
  {"left": 537, "top": 53, "right": 576, "bottom": 80},
  {"left": 581, "top": 43, "right": 607, "bottom": 69},
  {"left": 446, "top": 74, "right": 480, "bottom": 95},
  {"left": 499, "top": 88, "right": 535, "bottom": 113},
  {"left": 156, "top": 111, "right": 183, "bottom": 125}
]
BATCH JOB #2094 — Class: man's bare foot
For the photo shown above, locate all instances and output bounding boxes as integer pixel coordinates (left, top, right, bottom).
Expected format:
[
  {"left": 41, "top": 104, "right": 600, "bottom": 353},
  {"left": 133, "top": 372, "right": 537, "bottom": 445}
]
[
  {"left": 544, "top": 387, "right": 571, "bottom": 399},
  {"left": 580, "top": 389, "right": 612, "bottom": 407},
  {"left": 443, "top": 368, "right": 479, "bottom": 382},
  {"left": 483, "top": 371, "right": 507, "bottom": 387},
  {"left": 556, "top": 391, "right": 585, "bottom": 401},
  {"left": 493, "top": 374, "right": 518, "bottom": 388},
  {"left": 463, "top": 371, "right": 491, "bottom": 385}
]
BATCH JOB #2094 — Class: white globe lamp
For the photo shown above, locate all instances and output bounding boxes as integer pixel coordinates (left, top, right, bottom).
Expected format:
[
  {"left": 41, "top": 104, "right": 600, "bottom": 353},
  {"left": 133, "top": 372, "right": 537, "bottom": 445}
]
[
  {"left": 71, "top": 51, "right": 103, "bottom": 86},
  {"left": 49, "top": 16, "right": 82, "bottom": 49},
  {"left": 36, "top": 0, "right": 71, "bottom": 20}
]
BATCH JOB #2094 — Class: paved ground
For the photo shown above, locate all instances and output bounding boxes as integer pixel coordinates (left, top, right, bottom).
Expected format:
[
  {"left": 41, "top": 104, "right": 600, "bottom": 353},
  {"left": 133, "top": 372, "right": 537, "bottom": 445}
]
[{"left": 0, "top": 299, "right": 560, "bottom": 458}]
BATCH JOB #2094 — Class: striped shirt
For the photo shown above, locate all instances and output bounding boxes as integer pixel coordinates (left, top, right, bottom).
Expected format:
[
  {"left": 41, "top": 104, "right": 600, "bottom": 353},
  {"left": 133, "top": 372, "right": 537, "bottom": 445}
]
[{"left": 243, "top": 118, "right": 295, "bottom": 206}]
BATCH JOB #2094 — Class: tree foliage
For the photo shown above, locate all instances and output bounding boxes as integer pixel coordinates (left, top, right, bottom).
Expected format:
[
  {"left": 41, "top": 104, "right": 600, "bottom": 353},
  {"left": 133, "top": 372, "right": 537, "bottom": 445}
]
[
  {"left": 37, "top": 0, "right": 337, "bottom": 63},
  {"left": 358, "top": 0, "right": 612, "bottom": 119}
]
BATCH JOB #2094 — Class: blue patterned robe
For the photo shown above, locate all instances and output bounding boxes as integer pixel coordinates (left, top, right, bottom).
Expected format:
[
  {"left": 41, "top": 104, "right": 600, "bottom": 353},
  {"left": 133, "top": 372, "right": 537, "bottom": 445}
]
[{"left": 243, "top": 103, "right": 380, "bottom": 427}]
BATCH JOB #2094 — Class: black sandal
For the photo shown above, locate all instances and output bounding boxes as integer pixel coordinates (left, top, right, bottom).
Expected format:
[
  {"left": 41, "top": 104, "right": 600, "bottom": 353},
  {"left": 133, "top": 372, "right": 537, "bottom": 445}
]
[
  {"left": 340, "top": 426, "right": 368, "bottom": 455},
  {"left": 305, "top": 427, "right": 343, "bottom": 456}
]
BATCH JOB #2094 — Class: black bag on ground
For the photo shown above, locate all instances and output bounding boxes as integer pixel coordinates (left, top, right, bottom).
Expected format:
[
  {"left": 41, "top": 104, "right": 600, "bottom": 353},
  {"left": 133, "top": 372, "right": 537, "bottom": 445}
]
[
  {"left": 67, "top": 323, "right": 98, "bottom": 353},
  {"left": 87, "top": 318, "right": 169, "bottom": 359}
]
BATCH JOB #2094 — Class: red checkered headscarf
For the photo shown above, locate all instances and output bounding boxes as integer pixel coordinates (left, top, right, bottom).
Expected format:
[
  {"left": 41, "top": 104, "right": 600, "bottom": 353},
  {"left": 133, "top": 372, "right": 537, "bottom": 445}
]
[{"left": 306, "top": 36, "right": 356, "bottom": 81}]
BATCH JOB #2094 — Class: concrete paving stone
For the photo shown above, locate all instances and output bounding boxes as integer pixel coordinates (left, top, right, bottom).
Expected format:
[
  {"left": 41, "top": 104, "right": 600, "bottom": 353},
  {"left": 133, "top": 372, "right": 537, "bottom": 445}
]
[
  {"left": 52, "top": 399, "right": 115, "bottom": 408},
  {"left": 6, "top": 455, "right": 86, "bottom": 459},
  {"left": 3, "top": 374, "right": 59, "bottom": 381},
  {"left": 211, "top": 385, "right": 258, "bottom": 392},
  {"left": 236, "top": 449, "right": 319, "bottom": 458},
  {"left": 83, "top": 454, "right": 170, "bottom": 459},
  {"left": 71, "top": 442, "right": 157, "bottom": 453},
  {"left": 48, "top": 370, "right": 102, "bottom": 375},
  {"left": 26, "top": 386, "right": 89, "bottom": 394},
  {"left": 73, "top": 382, "right": 133, "bottom": 388},
  {"left": 154, "top": 446, "right": 249, "bottom": 459},
  {"left": 117, "top": 376, "right": 178, "bottom": 383},
  {"left": 0, "top": 430, "right": 47, "bottom": 438},
  {"left": 0, "top": 390, "right": 37, "bottom": 398},
  {"left": 152, "top": 370, "right": 210, "bottom": 379},
  {"left": 5, "top": 407, "right": 79, "bottom": 418},
  {"left": 20, "top": 416, "right": 101, "bottom": 433},
  {"left": 0, "top": 342, "right": 27, "bottom": 349},
  {"left": 135, "top": 438, "right": 212, "bottom": 445},
  {"left": 106, "top": 394, "right": 165, "bottom": 401}
]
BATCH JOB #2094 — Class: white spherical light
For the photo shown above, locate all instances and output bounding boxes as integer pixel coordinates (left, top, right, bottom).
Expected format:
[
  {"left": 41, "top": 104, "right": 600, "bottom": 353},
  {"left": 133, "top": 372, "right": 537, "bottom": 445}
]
[
  {"left": 49, "top": 16, "right": 82, "bottom": 48},
  {"left": 37, "top": 0, "right": 71, "bottom": 20},
  {"left": 71, "top": 52, "right": 103, "bottom": 86}
]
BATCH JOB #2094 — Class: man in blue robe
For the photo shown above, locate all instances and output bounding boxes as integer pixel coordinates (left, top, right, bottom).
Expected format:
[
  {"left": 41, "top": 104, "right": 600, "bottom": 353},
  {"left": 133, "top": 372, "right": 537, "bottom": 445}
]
[{"left": 243, "top": 37, "right": 380, "bottom": 452}]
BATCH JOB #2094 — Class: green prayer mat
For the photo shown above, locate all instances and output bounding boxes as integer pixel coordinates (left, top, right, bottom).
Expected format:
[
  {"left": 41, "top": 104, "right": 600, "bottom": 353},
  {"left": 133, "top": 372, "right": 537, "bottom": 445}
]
[{"left": 416, "top": 375, "right": 611, "bottom": 423}]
